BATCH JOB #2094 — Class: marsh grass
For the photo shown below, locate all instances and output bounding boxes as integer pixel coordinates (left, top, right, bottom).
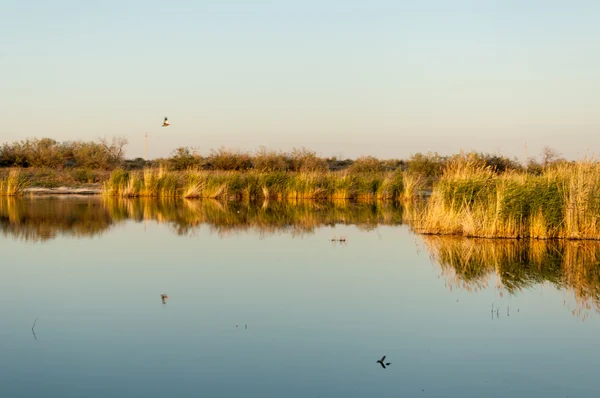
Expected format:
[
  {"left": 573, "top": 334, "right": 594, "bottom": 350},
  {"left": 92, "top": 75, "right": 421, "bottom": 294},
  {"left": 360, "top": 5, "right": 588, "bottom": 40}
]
[
  {"left": 0, "top": 169, "right": 29, "bottom": 196},
  {"left": 103, "top": 168, "right": 422, "bottom": 201},
  {"left": 423, "top": 235, "right": 600, "bottom": 318},
  {"left": 413, "top": 157, "right": 600, "bottom": 239}
]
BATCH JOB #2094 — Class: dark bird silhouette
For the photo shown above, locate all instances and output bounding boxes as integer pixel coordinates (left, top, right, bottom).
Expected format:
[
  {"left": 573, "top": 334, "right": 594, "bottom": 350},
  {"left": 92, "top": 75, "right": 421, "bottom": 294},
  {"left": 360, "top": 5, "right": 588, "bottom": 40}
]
[
  {"left": 161, "top": 294, "right": 168, "bottom": 304},
  {"left": 162, "top": 117, "right": 170, "bottom": 127},
  {"left": 377, "top": 355, "right": 391, "bottom": 369}
]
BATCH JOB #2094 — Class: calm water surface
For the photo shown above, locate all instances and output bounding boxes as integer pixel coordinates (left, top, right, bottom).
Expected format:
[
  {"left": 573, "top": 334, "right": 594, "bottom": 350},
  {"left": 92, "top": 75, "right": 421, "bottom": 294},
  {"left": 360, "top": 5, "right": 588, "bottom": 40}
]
[{"left": 1, "top": 197, "right": 600, "bottom": 398}]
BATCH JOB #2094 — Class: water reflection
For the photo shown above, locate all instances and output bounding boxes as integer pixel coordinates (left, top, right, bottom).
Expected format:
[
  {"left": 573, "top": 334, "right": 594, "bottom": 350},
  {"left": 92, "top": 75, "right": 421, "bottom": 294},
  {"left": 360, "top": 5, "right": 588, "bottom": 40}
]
[
  {"left": 3, "top": 197, "right": 600, "bottom": 397},
  {"left": 0, "top": 197, "right": 112, "bottom": 241},
  {"left": 0, "top": 196, "right": 404, "bottom": 241},
  {"left": 3, "top": 196, "right": 600, "bottom": 318},
  {"left": 423, "top": 236, "right": 600, "bottom": 319}
]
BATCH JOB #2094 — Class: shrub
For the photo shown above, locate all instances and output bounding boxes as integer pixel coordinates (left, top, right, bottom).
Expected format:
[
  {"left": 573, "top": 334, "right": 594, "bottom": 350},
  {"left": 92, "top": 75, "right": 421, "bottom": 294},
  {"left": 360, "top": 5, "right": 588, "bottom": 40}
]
[
  {"left": 347, "top": 156, "right": 384, "bottom": 173},
  {"left": 253, "top": 147, "right": 289, "bottom": 172},
  {"left": 207, "top": 147, "right": 252, "bottom": 171},
  {"left": 288, "top": 147, "right": 327, "bottom": 172}
]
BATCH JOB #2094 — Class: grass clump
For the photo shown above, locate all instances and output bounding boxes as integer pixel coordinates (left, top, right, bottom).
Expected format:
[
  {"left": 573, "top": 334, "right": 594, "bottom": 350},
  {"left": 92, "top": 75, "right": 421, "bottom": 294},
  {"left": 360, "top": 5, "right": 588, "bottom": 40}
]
[
  {"left": 103, "top": 168, "right": 424, "bottom": 202},
  {"left": 0, "top": 169, "right": 29, "bottom": 196},
  {"left": 413, "top": 156, "right": 600, "bottom": 239}
]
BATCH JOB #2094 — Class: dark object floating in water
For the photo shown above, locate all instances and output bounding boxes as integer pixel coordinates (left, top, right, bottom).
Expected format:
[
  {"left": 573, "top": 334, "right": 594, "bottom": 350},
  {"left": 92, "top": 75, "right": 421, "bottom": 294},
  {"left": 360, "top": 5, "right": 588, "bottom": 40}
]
[
  {"left": 331, "top": 236, "right": 347, "bottom": 242},
  {"left": 161, "top": 294, "right": 168, "bottom": 304},
  {"left": 377, "top": 355, "right": 391, "bottom": 369}
]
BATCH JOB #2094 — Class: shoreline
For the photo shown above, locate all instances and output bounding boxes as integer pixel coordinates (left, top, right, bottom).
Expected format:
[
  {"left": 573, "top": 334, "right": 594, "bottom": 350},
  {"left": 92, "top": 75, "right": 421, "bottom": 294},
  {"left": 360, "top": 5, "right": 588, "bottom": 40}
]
[{"left": 24, "top": 186, "right": 103, "bottom": 196}]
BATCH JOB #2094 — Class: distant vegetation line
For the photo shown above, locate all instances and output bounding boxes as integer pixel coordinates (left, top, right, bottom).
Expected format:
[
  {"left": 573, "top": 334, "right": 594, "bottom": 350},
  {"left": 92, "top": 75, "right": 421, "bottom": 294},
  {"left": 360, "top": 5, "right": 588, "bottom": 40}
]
[
  {"left": 5, "top": 136, "right": 600, "bottom": 240},
  {"left": 0, "top": 136, "right": 567, "bottom": 177}
]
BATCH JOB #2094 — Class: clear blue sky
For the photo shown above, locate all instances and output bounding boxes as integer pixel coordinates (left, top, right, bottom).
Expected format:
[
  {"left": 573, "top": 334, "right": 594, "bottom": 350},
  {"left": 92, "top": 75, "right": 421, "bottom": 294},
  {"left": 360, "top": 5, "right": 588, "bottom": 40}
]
[{"left": 1, "top": 0, "right": 599, "bottom": 160}]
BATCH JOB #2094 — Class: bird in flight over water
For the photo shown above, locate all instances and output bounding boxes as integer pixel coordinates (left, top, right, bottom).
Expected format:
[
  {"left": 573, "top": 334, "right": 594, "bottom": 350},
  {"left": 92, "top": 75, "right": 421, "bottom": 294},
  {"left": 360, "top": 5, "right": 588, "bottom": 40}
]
[
  {"left": 377, "top": 355, "right": 391, "bottom": 369},
  {"left": 162, "top": 117, "right": 170, "bottom": 127}
]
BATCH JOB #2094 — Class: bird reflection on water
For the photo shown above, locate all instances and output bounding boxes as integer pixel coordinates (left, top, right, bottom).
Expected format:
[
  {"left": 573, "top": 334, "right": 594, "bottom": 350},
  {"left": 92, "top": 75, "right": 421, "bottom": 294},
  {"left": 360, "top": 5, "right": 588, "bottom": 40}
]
[{"left": 376, "top": 355, "right": 391, "bottom": 369}]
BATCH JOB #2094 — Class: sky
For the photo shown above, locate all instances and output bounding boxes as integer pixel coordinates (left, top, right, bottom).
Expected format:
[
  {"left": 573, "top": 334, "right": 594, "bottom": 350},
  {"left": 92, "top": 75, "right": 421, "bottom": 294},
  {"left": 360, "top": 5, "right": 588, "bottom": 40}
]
[{"left": 1, "top": 0, "right": 599, "bottom": 160}]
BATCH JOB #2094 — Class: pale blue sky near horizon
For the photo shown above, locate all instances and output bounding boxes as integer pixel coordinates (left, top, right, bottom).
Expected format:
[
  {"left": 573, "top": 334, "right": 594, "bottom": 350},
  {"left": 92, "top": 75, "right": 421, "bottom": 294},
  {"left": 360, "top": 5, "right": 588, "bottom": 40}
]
[{"left": 1, "top": 0, "right": 599, "bottom": 160}]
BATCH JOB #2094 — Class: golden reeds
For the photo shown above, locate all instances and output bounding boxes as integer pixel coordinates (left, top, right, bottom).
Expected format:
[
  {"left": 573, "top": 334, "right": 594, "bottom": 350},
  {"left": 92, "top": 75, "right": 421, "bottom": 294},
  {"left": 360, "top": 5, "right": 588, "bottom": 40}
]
[
  {"left": 102, "top": 168, "right": 421, "bottom": 202},
  {"left": 412, "top": 157, "right": 600, "bottom": 239},
  {"left": 0, "top": 169, "right": 29, "bottom": 196}
]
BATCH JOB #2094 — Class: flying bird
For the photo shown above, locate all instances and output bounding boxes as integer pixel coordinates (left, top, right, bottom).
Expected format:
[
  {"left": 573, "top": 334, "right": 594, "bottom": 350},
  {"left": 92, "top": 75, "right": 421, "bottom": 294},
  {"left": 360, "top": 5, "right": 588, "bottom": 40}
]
[
  {"left": 162, "top": 117, "right": 170, "bottom": 127},
  {"left": 377, "top": 355, "right": 391, "bottom": 369},
  {"left": 161, "top": 294, "right": 168, "bottom": 303}
]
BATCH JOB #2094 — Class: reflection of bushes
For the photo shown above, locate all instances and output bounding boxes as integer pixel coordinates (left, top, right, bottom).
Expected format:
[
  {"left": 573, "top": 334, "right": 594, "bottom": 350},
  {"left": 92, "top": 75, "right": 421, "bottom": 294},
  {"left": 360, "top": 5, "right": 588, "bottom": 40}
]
[
  {"left": 423, "top": 236, "right": 600, "bottom": 316},
  {"left": 0, "top": 197, "right": 404, "bottom": 241},
  {"left": 0, "top": 197, "right": 113, "bottom": 241}
]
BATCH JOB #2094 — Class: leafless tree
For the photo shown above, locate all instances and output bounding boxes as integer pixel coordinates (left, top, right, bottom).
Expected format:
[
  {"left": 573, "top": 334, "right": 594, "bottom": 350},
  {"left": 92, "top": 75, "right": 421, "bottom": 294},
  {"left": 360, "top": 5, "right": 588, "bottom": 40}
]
[
  {"left": 99, "top": 136, "right": 128, "bottom": 165},
  {"left": 540, "top": 146, "right": 562, "bottom": 168}
]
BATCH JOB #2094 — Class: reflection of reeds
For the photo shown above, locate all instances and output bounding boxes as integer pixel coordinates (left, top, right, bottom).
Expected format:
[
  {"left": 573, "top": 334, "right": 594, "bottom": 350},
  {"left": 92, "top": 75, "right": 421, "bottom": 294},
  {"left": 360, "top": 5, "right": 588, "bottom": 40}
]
[
  {"left": 412, "top": 158, "right": 600, "bottom": 239},
  {"left": 103, "top": 168, "right": 424, "bottom": 202},
  {"left": 0, "top": 197, "right": 404, "bottom": 241},
  {"left": 0, "top": 169, "right": 29, "bottom": 196},
  {"left": 423, "top": 236, "right": 600, "bottom": 317},
  {"left": 103, "top": 197, "right": 404, "bottom": 237},
  {"left": 0, "top": 197, "right": 113, "bottom": 241}
]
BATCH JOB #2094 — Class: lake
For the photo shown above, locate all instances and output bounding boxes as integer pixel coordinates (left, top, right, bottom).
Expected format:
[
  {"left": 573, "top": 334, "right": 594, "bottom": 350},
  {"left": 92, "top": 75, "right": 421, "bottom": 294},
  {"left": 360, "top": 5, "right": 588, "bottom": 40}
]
[{"left": 1, "top": 196, "right": 600, "bottom": 398}]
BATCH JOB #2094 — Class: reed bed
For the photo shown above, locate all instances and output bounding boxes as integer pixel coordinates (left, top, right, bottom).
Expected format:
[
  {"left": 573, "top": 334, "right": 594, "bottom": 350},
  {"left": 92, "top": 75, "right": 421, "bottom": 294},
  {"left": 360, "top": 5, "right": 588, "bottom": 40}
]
[
  {"left": 412, "top": 158, "right": 600, "bottom": 239},
  {"left": 0, "top": 169, "right": 29, "bottom": 196},
  {"left": 103, "top": 168, "right": 418, "bottom": 201},
  {"left": 423, "top": 236, "right": 600, "bottom": 318}
]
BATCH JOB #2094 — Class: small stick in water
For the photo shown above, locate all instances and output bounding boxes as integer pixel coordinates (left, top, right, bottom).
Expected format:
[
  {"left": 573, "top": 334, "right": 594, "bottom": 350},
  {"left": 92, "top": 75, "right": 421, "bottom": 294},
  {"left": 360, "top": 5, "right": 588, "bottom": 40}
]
[{"left": 32, "top": 318, "right": 38, "bottom": 340}]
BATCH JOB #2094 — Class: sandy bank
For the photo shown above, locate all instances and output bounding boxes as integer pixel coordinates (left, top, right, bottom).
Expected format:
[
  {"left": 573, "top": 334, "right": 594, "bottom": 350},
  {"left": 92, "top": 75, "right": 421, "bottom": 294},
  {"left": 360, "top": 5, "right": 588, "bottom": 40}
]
[{"left": 24, "top": 186, "right": 102, "bottom": 195}]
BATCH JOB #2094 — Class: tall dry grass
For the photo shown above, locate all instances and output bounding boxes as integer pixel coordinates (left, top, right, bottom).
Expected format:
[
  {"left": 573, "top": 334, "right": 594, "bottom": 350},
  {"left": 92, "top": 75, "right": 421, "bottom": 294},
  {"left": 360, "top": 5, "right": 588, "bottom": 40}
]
[
  {"left": 103, "top": 168, "right": 425, "bottom": 202},
  {"left": 0, "top": 169, "right": 29, "bottom": 196},
  {"left": 412, "top": 157, "right": 600, "bottom": 239}
]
